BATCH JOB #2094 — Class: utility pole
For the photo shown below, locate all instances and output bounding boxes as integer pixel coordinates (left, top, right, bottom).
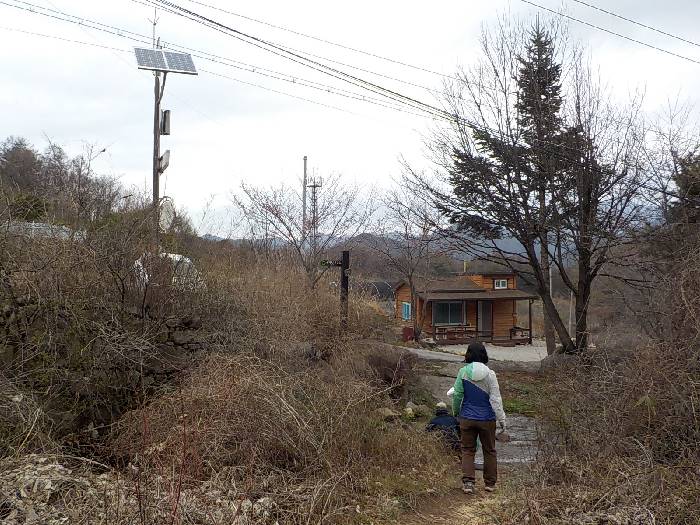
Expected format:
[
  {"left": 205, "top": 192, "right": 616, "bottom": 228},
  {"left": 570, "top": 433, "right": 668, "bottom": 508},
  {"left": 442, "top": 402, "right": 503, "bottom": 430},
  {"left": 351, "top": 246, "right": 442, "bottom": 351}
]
[
  {"left": 150, "top": 12, "right": 163, "bottom": 245},
  {"left": 321, "top": 250, "right": 351, "bottom": 335},
  {"left": 340, "top": 250, "right": 349, "bottom": 331},
  {"left": 152, "top": 68, "right": 165, "bottom": 244},
  {"left": 302, "top": 155, "right": 308, "bottom": 244},
  {"left": 136, "top": 10, "right": 196, "bottom": 246}
]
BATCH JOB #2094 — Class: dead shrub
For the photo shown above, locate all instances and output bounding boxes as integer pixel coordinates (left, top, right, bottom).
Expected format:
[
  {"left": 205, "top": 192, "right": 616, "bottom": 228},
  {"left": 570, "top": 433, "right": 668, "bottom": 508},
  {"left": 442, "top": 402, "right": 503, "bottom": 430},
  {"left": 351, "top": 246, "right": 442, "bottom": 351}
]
[
  {"left": 110, "top": 351, "right": 448, "bottom": 523},
  {"left": 358, "top": 342, "right": 417, "bottom": 399},
  {"left": 0, "top": 377, "right": 57, "bottom": 457}
]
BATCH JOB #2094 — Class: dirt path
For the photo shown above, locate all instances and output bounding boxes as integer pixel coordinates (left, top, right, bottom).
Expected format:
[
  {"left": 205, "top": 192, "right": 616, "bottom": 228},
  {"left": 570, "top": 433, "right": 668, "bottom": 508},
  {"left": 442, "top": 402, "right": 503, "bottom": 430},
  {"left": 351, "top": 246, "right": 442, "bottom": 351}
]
[{"left": 388, "top": 478, "right": 519, "bottom": 525}]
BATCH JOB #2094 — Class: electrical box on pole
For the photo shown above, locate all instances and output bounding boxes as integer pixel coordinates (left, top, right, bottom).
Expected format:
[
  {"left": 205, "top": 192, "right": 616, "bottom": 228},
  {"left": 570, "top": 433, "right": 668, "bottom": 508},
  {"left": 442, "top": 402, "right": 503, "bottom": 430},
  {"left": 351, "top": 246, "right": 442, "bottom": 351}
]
[
  {"left": 160, "top": 109, "right": 171, "bottom": 135},
  {"left": 159, "top": 150, "right": 170, "bottom": 173}
]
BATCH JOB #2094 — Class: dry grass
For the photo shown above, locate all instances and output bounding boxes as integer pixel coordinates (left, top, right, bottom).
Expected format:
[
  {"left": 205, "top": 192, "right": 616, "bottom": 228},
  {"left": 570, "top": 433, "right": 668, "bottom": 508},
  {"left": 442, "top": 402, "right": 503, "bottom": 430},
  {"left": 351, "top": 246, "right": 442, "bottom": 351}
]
[{"left": 108, "top": 349, "right": 450, "bottom": 523}]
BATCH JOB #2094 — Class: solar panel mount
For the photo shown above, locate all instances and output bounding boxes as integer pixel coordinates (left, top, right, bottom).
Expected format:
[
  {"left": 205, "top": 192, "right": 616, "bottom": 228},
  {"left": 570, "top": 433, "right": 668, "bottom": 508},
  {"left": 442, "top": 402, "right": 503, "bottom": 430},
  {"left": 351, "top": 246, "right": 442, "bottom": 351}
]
[{"left": 134, "top": 48, "right": 198, "bottom": 75}]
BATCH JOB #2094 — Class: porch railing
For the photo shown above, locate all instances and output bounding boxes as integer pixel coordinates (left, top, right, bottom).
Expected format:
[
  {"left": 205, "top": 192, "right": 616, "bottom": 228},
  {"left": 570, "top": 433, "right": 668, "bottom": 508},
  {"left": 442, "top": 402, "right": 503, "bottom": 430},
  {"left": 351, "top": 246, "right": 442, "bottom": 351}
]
[
  {"left": 433, "top": 325, "right": 492, "bottom": 342},
  {"left": 433, "top": 325, "right": 532, "bottom": 343},
  {"left": 509, "top": 326, "right": 531, "bottom": 340}
]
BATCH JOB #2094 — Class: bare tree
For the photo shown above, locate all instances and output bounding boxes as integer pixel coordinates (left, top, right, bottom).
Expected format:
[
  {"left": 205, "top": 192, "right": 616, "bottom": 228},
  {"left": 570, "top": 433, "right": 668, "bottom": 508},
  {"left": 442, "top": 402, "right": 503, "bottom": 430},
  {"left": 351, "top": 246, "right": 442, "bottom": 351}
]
[
  {"left": 551, "top": 55, "right": 647, "bottom": 351},
  {"left": 369, "top": 186, "right": 447, "bottom": 339},
  {"left": 233, "top": 173, "right": 373, "bottom": 288}
]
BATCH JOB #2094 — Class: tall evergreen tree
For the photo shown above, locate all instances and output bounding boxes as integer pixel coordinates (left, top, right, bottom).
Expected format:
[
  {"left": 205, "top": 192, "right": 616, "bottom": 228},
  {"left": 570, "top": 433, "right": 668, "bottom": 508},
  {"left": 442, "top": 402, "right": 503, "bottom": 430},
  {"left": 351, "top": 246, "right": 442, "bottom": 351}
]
[
  {"left": 515, "top": 22, "right": 564, "bottom": 354},
  {"left": 436, "top": 22, "right": 575, "bottom": 351}
]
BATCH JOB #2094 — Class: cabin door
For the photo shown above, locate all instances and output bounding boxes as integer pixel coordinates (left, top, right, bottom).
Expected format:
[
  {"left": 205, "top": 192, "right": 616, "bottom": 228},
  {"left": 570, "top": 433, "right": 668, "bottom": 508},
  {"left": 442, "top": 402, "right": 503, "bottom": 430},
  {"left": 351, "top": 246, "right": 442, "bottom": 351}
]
[{"left": 477, "top": 300, "right": 493, "bottom": 338}]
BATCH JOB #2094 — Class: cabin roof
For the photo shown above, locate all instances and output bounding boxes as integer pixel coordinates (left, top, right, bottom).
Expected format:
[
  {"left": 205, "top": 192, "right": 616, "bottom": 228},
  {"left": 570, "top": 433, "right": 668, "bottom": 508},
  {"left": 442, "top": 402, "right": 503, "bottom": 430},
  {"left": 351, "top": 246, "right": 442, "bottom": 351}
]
[
  {"left": 406, "top": 276, "right": 484, "bottom": 293},
  {"left": 396, "top": 274, "right": 518, "bottom": 293},
  {"left": 417, "top": 289, "right": 538, "bottom": 301}
]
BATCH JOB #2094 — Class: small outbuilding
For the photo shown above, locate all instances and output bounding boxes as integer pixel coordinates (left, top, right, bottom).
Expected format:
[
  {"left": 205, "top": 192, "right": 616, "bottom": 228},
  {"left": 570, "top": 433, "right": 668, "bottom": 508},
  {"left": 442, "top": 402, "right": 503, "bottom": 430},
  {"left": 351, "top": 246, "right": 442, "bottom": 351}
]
[{"left": 394, "top": 273, "right": 537, "bottom": 345}]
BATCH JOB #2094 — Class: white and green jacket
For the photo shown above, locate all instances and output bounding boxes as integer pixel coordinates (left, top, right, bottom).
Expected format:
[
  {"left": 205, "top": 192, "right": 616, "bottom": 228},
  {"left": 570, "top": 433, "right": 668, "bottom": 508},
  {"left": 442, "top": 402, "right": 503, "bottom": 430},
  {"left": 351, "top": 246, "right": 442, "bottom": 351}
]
[{"left": 452, "top": 362, "right": 506, "bottom": 425}]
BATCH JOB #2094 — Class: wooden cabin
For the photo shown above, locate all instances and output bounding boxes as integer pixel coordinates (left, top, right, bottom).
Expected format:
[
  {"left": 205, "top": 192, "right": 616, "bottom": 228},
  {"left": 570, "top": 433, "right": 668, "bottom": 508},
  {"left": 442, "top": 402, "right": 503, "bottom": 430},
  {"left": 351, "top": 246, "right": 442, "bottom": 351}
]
[{"left": 394, "top": 273, "right": 537, "bottom": 345}]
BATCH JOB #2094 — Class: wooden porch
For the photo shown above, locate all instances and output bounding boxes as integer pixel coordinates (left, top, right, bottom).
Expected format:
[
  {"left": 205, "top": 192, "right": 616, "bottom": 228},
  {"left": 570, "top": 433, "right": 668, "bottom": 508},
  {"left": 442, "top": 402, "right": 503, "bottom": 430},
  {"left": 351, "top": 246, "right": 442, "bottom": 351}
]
[{"left": 433, "top": 325, "right": 532, "bottom": 345}]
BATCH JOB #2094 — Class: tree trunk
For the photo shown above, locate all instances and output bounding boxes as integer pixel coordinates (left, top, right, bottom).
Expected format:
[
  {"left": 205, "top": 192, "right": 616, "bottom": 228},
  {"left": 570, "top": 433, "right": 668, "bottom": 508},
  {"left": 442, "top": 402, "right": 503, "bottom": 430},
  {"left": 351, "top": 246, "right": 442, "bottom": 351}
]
[
  {"left": 540, "top": 288, "right": 575, "bottom": 352},
  {"left": 573, "top": 156, "right": 594, "bottom": 353},
  {"left": 540, "top": 189, "right": 557, "bottom": 355},
  {"left": 575, "top": 224, "right": 593, "bottom": 353},
  {"left": 575, "top": 278, "right": 590, "bottom": 352},
  {"left": 526, "top": 240, "right": 575, "bottom": 353}
]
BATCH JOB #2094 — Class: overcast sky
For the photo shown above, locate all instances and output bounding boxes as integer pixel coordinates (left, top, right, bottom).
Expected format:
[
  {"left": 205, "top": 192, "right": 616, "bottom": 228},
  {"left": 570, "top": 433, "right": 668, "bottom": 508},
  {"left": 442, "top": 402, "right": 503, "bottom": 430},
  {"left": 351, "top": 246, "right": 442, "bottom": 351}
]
[{"left": 1, "top": 0, "right": 699, "bottom": 235}]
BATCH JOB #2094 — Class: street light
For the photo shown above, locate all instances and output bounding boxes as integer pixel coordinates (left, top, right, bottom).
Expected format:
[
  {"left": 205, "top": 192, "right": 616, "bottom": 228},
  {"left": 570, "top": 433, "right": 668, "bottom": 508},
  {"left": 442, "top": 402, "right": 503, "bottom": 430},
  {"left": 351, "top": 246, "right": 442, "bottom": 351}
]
[{"left": 133, "top": 46, "right": 198, "bottom": 242}]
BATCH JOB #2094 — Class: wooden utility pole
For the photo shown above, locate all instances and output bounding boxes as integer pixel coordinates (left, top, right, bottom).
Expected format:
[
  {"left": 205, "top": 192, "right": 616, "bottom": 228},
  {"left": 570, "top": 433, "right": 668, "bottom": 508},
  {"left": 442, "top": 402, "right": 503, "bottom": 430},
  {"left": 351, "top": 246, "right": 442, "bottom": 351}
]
[
  {"left": 340, "top": 250, "right": 349, "bottom": 331},
  {"left": 321, "top": 250, "right": 351, "bottom": 334},
  {"left": 136, "top": 12, "right": 196, "bottom": 246}
]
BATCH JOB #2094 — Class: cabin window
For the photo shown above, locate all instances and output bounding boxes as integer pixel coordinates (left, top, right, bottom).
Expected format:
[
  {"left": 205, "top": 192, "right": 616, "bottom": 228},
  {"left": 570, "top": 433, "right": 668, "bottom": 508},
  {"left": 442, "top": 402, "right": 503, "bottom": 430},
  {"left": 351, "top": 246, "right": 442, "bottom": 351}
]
[
  {"left": 434, "top": 301, "right": 463, "bottom": 325},
  {"left": 494, "top": 279, "right": 508, "bottom": 290},
  {"left": 401, "top": 302, "right": 412, "bottom": 320}
]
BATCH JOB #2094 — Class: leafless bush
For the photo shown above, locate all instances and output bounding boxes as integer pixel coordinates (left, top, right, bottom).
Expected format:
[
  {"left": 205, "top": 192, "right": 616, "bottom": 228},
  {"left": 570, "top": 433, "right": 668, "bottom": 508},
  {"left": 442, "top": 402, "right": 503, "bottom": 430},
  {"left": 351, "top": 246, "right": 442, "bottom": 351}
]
[
  {"left": 110, "top": 351, "right": 447, "bottom": 523},
  {"left": 0, "top": 191, "right": 210, "bottom": 453},
  {"left": 497, "top": 245, "right": 700, "bottom": 524},
  {"left": 0, "top": 376, "right": 57, "bottom": 458}
]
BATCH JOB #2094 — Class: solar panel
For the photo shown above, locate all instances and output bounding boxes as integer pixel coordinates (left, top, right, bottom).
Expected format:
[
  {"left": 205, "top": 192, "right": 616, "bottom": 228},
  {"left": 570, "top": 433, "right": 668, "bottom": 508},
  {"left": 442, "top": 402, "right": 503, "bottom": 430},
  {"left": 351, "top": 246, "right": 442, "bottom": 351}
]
[
  {"left": 133, "top": 48, "right": 198, "bottom": 75},
  {"left": 134, "top": 48, "right": 167, "bottom": 71},
  {"left": 164, "top": 51, "right": 197, "bottom": 75}
]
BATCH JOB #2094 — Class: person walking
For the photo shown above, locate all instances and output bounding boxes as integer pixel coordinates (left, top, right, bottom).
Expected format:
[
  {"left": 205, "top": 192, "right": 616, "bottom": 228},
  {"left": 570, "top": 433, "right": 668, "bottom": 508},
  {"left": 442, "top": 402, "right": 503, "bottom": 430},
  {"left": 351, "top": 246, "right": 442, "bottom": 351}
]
[{"left": 452, "top": 342, "right": 506, "bottom": 494}]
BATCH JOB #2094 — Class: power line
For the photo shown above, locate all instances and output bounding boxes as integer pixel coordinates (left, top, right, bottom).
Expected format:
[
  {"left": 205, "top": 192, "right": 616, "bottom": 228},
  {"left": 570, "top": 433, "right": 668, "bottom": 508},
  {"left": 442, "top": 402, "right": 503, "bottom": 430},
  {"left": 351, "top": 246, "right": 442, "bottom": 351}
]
[
  {"left": 178, "top": 0, "right": 458, "bottom": 80},
  {"left": 0, "top": 0, "right": 439, "bottom": 119},
  {"left": 0, "top": 14, "right": 438, "bottom": 123},
  {"left": 154, "top": 43, "right": 437, "bottom": 115},
  {"left": 0, "top": 25, "right": 131, "bottom": 52},
  {"left": 139, "top": 0, "right": 453, "bottom": 120},
  {"left": 143, "top": 0, "right": 700, "bottom": 173},
  {"left": 2, "top": 0, "right": 230, "bottom": 131},
  {"left": 200, "top": 68, "right": 356, "bottom": 115},
  {"left": 3, "top": 0, "right": 692, "bottom": 161},
  {"left": 0, "top": 23, "right": 398, "bottom": 121},
  {"left": 570, "top": 0, "right": 700, "bottom": 49},
  {"left": 520, "top": 0, "right": 700, "bottom": 66},
  {"left": 132, "top": 0, "right": 700, "bottom": 154},
  {"left": 129, "top": 0, "right": 440, "bottom": 94},
  {"left": 4, "top": 0, "right": 449, "bottom": 119},
  {"left": 4, "top": 7, "right": 679, "bottom": 202}
]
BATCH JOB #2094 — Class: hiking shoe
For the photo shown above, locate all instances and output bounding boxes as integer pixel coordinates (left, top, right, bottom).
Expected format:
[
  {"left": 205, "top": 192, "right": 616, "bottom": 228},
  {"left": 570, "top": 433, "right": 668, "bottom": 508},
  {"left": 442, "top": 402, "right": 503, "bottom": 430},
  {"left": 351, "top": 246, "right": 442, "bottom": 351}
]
[
  {"left": 484, "top": 485, "right": 496, "bottom": 493},
  {"left": 462, "top": 481, "right": 475, "bottom": 494}
]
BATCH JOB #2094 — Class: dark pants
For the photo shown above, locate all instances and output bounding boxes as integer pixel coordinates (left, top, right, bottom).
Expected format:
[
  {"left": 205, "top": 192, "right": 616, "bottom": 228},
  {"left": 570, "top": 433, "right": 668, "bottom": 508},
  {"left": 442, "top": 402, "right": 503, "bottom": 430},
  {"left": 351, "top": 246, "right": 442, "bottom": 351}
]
[{"left": 459, "top": 418, "right": 497, "bottom": 486}]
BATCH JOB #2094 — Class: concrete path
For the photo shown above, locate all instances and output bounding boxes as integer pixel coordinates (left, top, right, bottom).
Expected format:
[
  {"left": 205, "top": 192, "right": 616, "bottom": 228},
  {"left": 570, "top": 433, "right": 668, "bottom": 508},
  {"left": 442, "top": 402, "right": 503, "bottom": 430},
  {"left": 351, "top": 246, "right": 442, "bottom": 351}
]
[
  {"left": 439, "top": 341, "right": 548, "bottom": 362},
  {"left": 407, "top": 345, "right": 541, "bottom": 373},
  {"left": 408, "top": 346, "right": 465, "bottom": 362}
]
